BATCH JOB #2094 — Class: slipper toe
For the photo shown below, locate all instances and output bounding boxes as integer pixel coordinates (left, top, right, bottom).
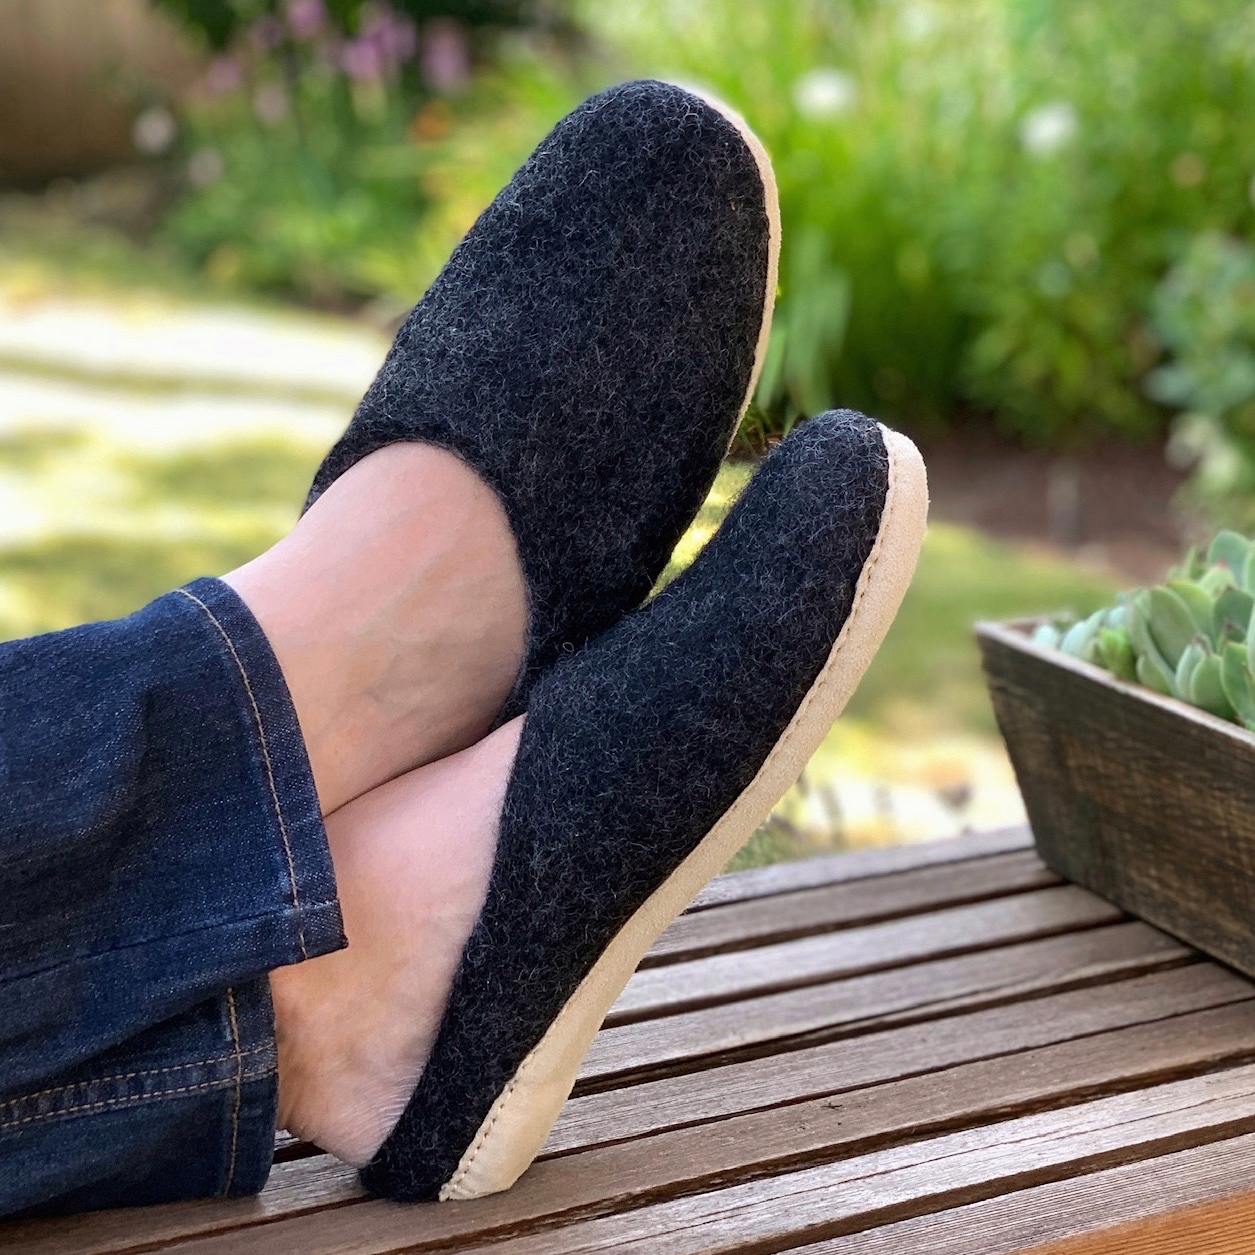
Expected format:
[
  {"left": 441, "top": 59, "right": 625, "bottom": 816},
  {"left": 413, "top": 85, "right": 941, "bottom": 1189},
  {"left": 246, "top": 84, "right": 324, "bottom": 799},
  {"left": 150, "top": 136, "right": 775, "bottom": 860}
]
[{"left": 307, "top": 79, "right": 780, "bottom": 704}]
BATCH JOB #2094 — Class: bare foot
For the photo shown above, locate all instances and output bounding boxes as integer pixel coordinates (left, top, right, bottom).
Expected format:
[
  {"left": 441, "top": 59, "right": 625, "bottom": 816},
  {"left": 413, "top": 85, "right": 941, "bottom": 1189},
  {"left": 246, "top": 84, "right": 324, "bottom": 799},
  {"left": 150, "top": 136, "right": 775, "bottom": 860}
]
[
  {"left": 224, "top": 444, "right": 527, "bottom": 815},
  {"left": 268, "top": 716, "right": 524, "bottom": 1166}
]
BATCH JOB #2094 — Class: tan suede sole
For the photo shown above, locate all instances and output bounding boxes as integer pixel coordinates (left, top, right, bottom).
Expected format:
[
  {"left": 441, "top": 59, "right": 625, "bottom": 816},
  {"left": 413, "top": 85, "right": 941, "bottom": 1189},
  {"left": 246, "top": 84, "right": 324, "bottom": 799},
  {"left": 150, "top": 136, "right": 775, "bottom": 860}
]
[
  {"left": 439, "top": 424, "right": 929, "bottom": 1200},
  {"left": 696, "top": 86, "right": 782, "bottom": 457}
]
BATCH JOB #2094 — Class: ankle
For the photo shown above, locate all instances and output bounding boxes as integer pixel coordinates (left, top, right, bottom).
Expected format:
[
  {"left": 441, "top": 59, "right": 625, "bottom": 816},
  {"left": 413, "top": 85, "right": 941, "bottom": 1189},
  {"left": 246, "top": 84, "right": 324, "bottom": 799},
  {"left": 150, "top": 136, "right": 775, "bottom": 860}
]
[
  {"left": 224, "top": 445, "right": 527, "bottom": 813},
  {"left": 268, "top": 719, "right": 522, "bottom": 1164}
]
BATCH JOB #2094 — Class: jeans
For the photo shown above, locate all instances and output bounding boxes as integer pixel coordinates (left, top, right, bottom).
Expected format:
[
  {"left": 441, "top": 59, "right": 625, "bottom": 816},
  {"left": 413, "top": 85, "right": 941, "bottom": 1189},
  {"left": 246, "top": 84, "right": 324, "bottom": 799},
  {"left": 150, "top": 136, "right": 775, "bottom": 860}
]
[{"left": 0, "top": 578, "right": 345, "bottom": 1217}]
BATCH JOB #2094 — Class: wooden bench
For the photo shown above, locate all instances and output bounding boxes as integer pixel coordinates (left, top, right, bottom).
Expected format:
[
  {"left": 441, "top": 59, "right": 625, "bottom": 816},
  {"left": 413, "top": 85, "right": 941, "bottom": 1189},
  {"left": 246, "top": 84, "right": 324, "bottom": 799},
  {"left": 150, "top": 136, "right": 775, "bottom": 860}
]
[{"left": 10, "top": 824, "right": 1255, "bottom": 1254}]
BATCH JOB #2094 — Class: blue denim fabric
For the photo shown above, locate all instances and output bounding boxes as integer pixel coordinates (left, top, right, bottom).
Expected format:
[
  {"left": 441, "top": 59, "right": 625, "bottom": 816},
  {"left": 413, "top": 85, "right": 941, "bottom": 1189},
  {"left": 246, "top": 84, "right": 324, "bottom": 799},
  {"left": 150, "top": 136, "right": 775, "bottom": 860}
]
[{"left": 0, "top": 578, "right": 345, "bottom": 1216}]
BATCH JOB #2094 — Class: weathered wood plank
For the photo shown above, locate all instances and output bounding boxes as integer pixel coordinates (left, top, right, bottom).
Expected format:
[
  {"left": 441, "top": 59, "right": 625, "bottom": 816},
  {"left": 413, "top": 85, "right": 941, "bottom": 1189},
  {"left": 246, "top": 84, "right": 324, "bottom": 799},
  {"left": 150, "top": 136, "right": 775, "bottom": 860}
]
[
  {"left": 689, "top": 826, "right": 1033, "bottom": 911},
  {"left": 980, "top": 622, "right": 1255, "bottom": 985},
  {"left": 583, "top": 922, "right": 1189, "bottom": 1085},
  {"left": 613, "top": 885, "right": 1120, "bottom": 1024},
  {"left": 802, "top": 1132, "right": 1255, "bottom": 1255},
  {"left": 646, "top": 849, "right": 1058, "bottom": 966},
  {"left": 444, "top": 1064, "right": 1255, "bottom": 1255},
  {"left": 35, "top": 986, "right": 1255, "bottom": 1255},
  {"left": 1028, "top": 1194, "right": 1255, "bottom": 1255},
  {"left": 554, "top": 964, "right": 1252, "bottom": 1152},
  {"left": 7, "top": 830, "right": 1250, "bottom": 1255},
  {"left": 121, "top": 1000, "right": 1255, "bottom": 1255}
]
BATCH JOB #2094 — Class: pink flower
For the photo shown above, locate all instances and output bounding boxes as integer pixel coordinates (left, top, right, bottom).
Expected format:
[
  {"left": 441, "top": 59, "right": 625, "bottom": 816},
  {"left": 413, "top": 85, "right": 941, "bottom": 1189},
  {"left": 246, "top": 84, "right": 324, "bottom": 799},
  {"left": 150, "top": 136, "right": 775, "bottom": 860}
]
[
  {"left": 364, "top": 7, "right": 417, "bottom": 68},
  {"left": 420, "top": 19, "right": 470, "bottom": 95},
  {"left": 285, "top": 0, "right": 325, "bottom": 41},
  {"left": 340, "top": 37, "right": 384, "bottom": 82},
  {"left": 203, "top": 55, "right": 243, "bottom": 96}
]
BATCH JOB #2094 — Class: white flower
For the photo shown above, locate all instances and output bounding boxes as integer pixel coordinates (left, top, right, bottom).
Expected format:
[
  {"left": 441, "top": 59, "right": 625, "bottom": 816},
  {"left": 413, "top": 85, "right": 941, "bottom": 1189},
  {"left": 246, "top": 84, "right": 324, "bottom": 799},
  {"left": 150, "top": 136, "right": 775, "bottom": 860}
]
[
  {"left": 132, "top": 106, "right": 176, "bottom": 155},
  {"left": 187, "top": 148, "right": 225, "bottom": 188},
  {"left": 794, "top": 68, "right": 857, "bottom": 119},
  {"left": 899, "top": 3, "right": 938, "bottom": 41},
  {"left": 1020, "top": 102, "right": 1078, "bottom": 156}
]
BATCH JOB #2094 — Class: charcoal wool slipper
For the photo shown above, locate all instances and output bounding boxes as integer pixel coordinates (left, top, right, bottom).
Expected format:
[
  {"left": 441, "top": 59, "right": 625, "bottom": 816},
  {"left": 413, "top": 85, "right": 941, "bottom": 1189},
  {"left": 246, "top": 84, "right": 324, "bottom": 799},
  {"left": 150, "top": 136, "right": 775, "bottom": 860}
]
[
  {"left": 361, "top": 409, "right": 929, "bottom": 1202},
  {"left": 306, "top": 79, "right": 780, "bottom": 707}
]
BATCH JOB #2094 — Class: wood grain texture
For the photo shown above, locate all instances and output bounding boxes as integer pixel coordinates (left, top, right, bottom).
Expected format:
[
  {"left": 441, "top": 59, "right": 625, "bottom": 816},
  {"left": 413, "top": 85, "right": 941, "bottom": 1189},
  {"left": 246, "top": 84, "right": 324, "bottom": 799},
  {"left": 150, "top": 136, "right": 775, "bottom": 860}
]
[
  {"left": 582, "top": 922, "right": 1189, "bottom": 1085},
  {"left": 645, "top": 849, "right": 1057, "bottom": 965},
  {"left": 554, "top": 964, "right": 1253, "bottom": 1151},
  {"left": 978, "top": 622, "right": 1255, "bottom": 981},
  {"left": 7, "top": 836, "right": 1255, "bottom": 1255},
  {"left": 613, "top": 885, "right": 1120, "bottom": 1023},
  {"left": 153, "top": 1002, "right": 1255, "bottom": 1255},
  {"left": 687, "top": 825, "right": 1034, "bottom": 911},
  {"left": 23, "top": 968, "right": 1247, "bottom": 1255},
  {"left": 800, "top": 1133, "right": 1255, "bottom": 1255},
  {"left": 446, "top": 1065, "right": 1255, "bottom": 1255}
]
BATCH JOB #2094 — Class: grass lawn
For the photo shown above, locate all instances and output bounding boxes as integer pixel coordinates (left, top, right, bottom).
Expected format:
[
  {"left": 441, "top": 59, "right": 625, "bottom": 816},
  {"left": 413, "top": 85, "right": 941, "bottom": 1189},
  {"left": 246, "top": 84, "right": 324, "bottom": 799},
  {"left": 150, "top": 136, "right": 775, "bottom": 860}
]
[{"left": 0, "top": 424, "right": 1118, "bottom": 863}]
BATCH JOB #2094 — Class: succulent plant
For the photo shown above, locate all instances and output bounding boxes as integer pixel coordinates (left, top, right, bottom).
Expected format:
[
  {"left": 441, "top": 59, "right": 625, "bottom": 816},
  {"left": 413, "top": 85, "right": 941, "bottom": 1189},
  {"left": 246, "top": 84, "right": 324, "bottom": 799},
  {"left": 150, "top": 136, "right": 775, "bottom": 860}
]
[{"left": 1031, "top": 530, "right": 1255, "bottom": 731}]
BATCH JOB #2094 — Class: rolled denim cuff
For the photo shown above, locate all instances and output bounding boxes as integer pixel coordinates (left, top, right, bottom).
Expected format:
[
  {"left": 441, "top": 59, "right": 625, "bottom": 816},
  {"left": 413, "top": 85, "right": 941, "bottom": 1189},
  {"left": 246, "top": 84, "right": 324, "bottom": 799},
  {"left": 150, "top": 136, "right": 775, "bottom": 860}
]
[
  {"left": 0, "top": 577, "right": 345, "bottom": 1213},
  {"left": 175, "top": 577, "right": 345, "bottom": 966}
]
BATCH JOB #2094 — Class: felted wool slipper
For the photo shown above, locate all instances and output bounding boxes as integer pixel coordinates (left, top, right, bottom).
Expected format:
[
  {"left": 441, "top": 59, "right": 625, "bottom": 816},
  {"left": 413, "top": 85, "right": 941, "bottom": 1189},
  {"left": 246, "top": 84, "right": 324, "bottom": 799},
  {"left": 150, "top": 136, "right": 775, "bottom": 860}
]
[
  {"left": 361, "top": 408, "right": 929, "bottom": 1202},
  {"left": 306, "top": 79, "right": 780, "bottom": 708}
]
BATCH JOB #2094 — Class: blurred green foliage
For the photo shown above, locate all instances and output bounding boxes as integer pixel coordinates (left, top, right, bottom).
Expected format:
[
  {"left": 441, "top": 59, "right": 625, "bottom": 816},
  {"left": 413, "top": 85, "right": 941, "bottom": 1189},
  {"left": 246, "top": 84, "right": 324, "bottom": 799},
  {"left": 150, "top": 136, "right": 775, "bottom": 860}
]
[
  {"left": 580, "top": 0, "right": 1255, "bottom": 445},
  {"left": 145, "top": 0, "right": 1255, "bottom": 454},
  {"left": 155, "top": 0, "right": 537, "bottom": 49},
  {"left": 1150, "top": 233, "right": 1255, "bottom": 524},
  {"left": 152, "top": 0, "right": 558, "bottom": 303}
]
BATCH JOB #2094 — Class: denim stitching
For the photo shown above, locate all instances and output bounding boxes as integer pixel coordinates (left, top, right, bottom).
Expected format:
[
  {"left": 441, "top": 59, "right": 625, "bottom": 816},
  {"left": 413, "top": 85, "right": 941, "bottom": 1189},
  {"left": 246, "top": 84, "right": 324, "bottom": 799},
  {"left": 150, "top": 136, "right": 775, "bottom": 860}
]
[
  {"left": 223, "top": 987, "right": 243, "bottom": 1195},
  {"left": 0, "top": 1045, "right": 271, "bottom": 1111},
  {"left": 175, "top": 588, "right": 308, "bottom": 958},
  {"left": 6, "top": 901, "right": 341, "bottom": 989},
  {"left": 0, "top": 1067, "right": 276, "bottom": 1133}
]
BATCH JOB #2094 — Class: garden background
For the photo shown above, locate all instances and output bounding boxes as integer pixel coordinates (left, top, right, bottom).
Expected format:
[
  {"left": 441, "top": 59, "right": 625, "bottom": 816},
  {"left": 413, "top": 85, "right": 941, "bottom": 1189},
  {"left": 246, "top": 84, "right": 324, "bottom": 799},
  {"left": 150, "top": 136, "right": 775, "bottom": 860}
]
[{"left": 2, "top": 0, "right": 1252, "bottom": 862}]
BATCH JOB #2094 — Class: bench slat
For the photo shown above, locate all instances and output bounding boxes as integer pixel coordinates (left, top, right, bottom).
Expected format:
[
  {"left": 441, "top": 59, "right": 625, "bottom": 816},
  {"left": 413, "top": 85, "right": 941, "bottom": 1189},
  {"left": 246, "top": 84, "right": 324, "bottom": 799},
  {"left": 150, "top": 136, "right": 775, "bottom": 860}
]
[
  {"left": 583, "top": 922, "right": 1189, "bottom": 1085},
  {"left": 801, "top": 1132, "right": 1255, "bottom": 1255},
  {"left": 158, "top": 1001, "right": 1255, "bottom": 1255},
  {"left": 30, "top": 975, "right": 1255, "bottom": 1255},
  {"left": 554, "top": 964, "right": 1254, "bottom": 1151},
  {"left": 7, "top": 831, "right": 1254, "bottom": 1255},
  {"left": 688, "top": 826, "right": 1034, "bottom": 912},
  {"left": 452, "top": 1064, "right": 1255, "bottom": 1255},
  {"left": 645, "top": 849, "right": 1058, "bottom": 966},
  {"left": 612, "top": 885, "right": 1121, "bottom": 1024}
]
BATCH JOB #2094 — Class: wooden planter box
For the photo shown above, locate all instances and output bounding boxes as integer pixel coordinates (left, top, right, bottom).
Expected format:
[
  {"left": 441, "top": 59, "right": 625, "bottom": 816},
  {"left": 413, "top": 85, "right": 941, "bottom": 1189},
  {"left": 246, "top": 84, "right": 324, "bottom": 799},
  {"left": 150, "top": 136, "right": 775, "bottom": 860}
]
[{"left": 977, "top": 619, "right": 1255, "bottom": 977}]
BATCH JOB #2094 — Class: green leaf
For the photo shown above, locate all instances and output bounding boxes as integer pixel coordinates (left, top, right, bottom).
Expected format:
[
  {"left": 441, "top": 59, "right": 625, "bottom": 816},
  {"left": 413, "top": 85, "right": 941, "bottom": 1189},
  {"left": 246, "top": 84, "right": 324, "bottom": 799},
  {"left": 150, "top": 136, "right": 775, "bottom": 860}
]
[
  {"left": 1172, "top": 544, "right": 1202, "bottom": 581},
  {"left": 1097, "top": 627, "right": 1136, "bottom": 681},
  {"left": 1209, "top": 530, "right": 1251, "bottom": 577},
  {"left": 1174, "top": 641, "right": 1205, "bottom": 700},
  {"left": 1129, "top": 591, "right": 1176, "bottom": 680},
  {"left": 1058, "top": 615, "right": 1098, "bottom": 661},
  {"left": 1213, "top": 586, "right": 1254, "bottom": 641},
  {"left": 1167, "top": 579, "right": 1215, "bottom": 634},
  {"left": 1105, "top": 602, "right": 1129, "bottom": 631},
  {"left": 1137, "top": 650, "right": 1176, "bottom": 696},
  {"left": 1221, "top": 642, "right": 1255, "bottom": 728},
  {"left": 1145, "top": 586, "right": 1199, "bottom": 668},
  {"left": 1244, "top": 547, "right": 1255, "bottom": 595},
  {"left": 1030, "top": 622, "right": 1061, "bottom": 649},
  {"left": 1199, "top": 565, "right": 1234, "bottom": 598},
  {"left": 1189, "top": 653, "right": 1234, "bottom": 719}
]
